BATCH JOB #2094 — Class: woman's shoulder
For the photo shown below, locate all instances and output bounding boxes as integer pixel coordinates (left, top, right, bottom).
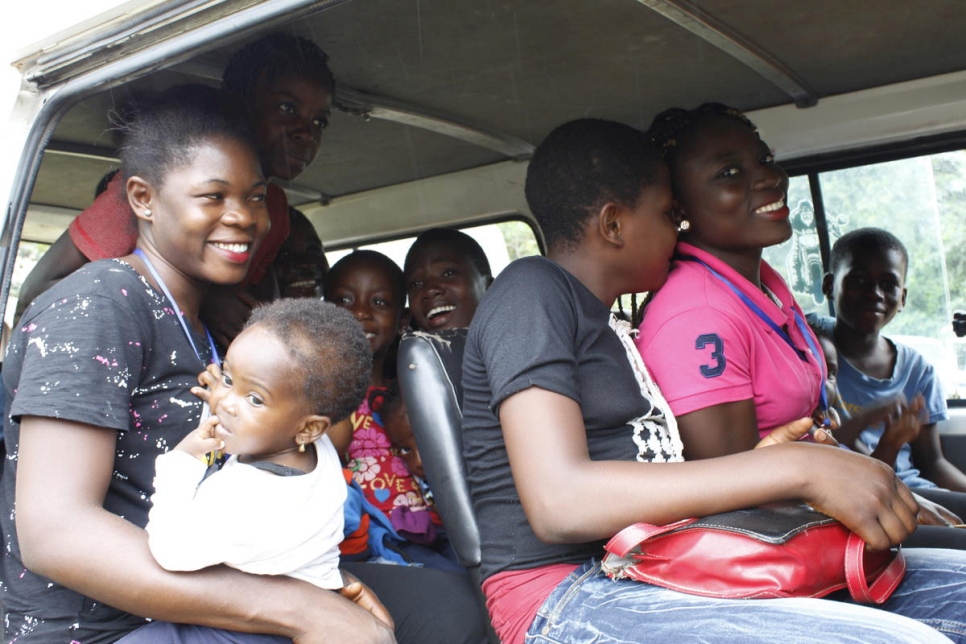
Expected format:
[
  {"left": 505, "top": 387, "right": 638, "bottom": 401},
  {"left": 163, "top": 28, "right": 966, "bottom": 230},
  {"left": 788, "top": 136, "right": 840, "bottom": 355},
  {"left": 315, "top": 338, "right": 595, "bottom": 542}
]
[
  {"left": 491, "top": 256, "right": 591, "bottom": 297},
  {"left": 21, "top": 259, "right": 156, "bottom": 325},
  {"left": 478, "top": 256, "right": 602, "bottom": 324}
]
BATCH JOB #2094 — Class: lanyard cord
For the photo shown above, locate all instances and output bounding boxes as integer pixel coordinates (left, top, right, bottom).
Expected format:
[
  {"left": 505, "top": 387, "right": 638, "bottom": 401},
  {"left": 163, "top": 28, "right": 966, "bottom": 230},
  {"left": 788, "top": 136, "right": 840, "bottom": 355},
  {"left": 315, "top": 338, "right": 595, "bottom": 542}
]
[
  {"left": 680, "top": 255, "right": 828, "bottom": 414},
  {"left": 133, "top": 248, "right": 220, "bottom": 366}
]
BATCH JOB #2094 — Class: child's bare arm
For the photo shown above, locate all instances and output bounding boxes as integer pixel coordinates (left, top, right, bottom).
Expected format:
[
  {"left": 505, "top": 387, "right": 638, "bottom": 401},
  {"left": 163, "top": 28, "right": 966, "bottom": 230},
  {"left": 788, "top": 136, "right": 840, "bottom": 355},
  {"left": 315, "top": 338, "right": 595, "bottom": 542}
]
[{"left": 911, "top": 421, "right": 966, "bottom": 493}]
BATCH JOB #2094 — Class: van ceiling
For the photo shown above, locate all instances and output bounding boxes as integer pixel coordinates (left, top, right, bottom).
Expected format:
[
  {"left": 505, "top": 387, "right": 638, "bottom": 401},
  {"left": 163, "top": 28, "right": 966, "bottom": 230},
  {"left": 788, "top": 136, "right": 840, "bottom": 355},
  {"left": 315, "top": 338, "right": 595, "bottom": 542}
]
[{"left": 28, "top": 0, "right": 966, "bottom": 224}]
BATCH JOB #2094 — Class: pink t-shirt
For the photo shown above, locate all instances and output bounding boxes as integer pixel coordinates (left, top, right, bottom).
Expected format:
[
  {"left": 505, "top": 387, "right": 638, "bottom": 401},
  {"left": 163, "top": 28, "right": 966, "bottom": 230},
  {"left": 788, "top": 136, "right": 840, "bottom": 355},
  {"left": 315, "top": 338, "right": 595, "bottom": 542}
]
[{"left": 636, "top": 243, "right": 825, "bottom": 438}]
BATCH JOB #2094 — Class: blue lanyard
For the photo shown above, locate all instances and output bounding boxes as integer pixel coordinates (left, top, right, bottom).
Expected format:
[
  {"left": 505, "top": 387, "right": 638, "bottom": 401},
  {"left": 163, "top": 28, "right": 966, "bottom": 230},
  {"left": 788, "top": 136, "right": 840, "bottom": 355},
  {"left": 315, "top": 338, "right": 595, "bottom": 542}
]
[
  {"left": 680, "top": 255, "right": 829, "bottom": 415},
  {"left": 133, "top": 248, "right": 220, "bottom": 367}
]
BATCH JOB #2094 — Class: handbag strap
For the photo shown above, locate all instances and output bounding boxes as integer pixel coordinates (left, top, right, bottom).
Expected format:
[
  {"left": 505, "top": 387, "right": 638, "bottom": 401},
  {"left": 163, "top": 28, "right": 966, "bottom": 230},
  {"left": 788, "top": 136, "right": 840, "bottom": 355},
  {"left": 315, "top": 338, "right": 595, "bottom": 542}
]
[
  {"left": 605, "top": 519, "right": 699, "bottom": 557},
  {"left": 844, "top": 534, "right": 907, "bottom": 604}
]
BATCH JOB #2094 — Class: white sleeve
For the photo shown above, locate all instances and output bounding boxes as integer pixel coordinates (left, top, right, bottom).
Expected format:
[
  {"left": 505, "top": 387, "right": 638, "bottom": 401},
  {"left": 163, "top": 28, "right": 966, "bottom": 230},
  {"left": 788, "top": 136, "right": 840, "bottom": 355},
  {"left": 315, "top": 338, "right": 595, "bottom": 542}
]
[{"left": 146, "top": 450, "right": 238, "bottom": 571}]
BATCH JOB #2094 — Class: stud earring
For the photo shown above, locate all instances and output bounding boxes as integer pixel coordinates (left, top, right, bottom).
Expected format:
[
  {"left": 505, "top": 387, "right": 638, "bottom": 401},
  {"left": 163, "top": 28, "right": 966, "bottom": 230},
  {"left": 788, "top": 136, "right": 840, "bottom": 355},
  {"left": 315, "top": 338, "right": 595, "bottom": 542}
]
[
  {"left": 677, "top": 219, "right": 691, "bottom": 232},
  {"left": 144, "top": 209, "right": 152, "bottom": 217},
  {"left": 298, "top": 441, "right": 306, "bottom": 453}
]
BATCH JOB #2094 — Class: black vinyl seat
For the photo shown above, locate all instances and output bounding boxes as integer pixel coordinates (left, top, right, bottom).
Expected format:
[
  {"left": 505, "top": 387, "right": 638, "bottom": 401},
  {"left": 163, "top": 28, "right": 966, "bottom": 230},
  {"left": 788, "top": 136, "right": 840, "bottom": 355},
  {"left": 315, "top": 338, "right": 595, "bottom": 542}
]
[{"left": 397, "top": 328, "right": 497, "bottom": 642}]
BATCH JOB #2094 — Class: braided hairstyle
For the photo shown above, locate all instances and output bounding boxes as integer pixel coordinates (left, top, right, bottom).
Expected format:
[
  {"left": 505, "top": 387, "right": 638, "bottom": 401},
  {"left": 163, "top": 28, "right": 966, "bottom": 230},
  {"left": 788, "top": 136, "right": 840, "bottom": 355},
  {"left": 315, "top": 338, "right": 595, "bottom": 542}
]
[
  {"left": 647, "top": 102, "right": 757, "bottom": 167},
  {"left": 222, "top": 32, "right": 335, "bottom": 101}
]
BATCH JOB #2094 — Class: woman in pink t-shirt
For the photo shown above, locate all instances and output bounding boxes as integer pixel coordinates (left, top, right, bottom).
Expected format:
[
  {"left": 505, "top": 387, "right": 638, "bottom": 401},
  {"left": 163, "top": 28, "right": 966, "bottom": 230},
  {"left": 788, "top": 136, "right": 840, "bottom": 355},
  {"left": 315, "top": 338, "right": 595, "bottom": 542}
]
[{"left": 635, "top": 104, "right": 964, "bottom": 540}]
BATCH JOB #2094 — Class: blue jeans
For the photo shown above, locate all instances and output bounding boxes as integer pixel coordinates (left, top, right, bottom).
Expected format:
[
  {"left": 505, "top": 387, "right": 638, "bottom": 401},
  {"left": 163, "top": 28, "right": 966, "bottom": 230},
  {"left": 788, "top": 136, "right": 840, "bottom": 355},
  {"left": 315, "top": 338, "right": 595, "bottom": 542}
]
[{"left": 526, "top": 549, "right": 966, "bottom": 643}]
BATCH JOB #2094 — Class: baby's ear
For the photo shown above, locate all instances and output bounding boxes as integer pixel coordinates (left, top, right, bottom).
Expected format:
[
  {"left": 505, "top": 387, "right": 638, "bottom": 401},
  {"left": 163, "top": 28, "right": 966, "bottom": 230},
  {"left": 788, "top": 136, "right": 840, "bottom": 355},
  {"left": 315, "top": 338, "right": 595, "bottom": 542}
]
[{"left": 297, "top": 415, "right": 332, "bottom": 446}]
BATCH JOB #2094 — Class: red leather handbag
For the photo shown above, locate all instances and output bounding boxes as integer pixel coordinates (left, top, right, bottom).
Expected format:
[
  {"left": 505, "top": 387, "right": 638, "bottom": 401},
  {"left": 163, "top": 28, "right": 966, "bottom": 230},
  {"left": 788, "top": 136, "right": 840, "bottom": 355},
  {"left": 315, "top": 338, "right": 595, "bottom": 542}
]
[{"left": 601, "top": 503, "right": 906, "bottom": 603}]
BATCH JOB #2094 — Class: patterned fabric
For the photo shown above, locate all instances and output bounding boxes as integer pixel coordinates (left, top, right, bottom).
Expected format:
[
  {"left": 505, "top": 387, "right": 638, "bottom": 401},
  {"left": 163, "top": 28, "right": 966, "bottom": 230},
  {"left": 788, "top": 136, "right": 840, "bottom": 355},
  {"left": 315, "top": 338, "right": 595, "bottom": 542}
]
[
  {"left": 609, "top": 314, "right": 683, "bottom": 463},
  {"left": 345, "top": 386, "right": 437, "bottom": 521},
  {"left": 1, "top": 260, "right": 211, "bottom": 642}
]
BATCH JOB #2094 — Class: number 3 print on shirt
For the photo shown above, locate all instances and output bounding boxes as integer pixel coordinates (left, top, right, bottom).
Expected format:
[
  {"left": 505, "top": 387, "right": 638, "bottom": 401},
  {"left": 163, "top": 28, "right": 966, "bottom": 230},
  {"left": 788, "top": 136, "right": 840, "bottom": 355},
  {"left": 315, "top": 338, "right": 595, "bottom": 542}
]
[{"left": 696, "top": 333, "right": 726, "bottom": 378}]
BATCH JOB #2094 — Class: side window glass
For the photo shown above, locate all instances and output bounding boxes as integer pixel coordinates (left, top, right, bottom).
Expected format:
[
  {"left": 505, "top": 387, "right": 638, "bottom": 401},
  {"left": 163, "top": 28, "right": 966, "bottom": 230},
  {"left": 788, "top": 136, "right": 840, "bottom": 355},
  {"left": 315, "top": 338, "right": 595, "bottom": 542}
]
[
  {"left": 768, "top": 152, "right": 966, "bottom": 399},
  {"left": 762, "top": 175, "right": 832, "bottom": 317}
]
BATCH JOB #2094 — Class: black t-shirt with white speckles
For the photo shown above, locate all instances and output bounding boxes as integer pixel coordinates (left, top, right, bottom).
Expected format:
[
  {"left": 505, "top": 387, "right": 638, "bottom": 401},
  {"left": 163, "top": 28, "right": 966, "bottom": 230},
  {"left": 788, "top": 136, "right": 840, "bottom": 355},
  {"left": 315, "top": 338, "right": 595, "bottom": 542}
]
[{"left": 1, "top": 259, "right": 211, "bottom": 643}]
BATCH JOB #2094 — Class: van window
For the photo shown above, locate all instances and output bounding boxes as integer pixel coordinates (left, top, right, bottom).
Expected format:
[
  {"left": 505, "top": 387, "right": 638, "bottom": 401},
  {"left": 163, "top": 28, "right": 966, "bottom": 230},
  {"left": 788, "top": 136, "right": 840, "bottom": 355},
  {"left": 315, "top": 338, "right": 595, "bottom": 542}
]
[{"left": 762, "top": 149, "right": 966, "bottom": 398}]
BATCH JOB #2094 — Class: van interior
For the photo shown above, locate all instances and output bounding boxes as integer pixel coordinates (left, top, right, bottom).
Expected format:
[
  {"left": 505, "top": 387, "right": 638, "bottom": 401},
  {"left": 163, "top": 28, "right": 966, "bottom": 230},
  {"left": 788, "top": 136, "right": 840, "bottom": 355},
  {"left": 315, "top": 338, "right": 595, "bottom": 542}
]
[{"left": 4, "top": 0, "right": 966, "bottom": 463}]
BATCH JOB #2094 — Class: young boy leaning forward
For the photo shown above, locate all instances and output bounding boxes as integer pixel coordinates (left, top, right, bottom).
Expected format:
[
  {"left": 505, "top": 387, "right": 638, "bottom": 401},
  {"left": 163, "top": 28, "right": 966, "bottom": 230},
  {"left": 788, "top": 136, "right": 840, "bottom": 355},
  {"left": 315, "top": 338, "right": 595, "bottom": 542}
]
[{"left": 146, "top": 299, "right": 377, "bottom": 599}]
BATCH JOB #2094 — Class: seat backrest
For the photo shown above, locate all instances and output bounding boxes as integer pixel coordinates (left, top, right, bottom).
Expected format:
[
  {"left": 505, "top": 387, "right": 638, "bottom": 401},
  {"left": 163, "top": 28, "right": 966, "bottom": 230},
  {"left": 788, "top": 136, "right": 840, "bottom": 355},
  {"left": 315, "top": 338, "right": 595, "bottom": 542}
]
[{"left": 396, "top": 328, "right": 480, "bottom": 571}]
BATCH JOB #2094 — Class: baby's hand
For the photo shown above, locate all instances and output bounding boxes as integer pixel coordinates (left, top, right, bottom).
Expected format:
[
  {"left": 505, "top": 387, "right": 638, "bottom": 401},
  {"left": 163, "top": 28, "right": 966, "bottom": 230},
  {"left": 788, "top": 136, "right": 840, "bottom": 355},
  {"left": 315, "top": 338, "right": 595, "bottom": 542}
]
[
  {"left": 339, "top": 570, "right": 395, "bottom": 631},
  {"left": 191, "top": 363, "right": 223, "bottom": 404},
  {"left": 174, "top": 415, "right": 225, "bottom": 460}
]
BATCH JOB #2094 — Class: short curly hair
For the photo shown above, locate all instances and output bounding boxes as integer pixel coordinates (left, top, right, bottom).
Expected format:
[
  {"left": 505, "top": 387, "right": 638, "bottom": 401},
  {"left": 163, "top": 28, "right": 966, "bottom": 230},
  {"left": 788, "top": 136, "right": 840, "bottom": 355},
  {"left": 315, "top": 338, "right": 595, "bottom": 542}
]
[
  {"left": 323, "top": 250, "right": 406, "bottom": 305},
  {"left": 404, "top": 228, "right": 492, "bottom": 281},
  {"left": 222, "top": 32, "right": 335, "bottom": 100},
  {"left": 525, "top": 119, "right": 663, "bottom": 252},
  {"left": 244, "top": 299, "right": 371, "bottom": 422},
  {"left": 830, "top": 227, "right": 909, "bottom": 277}
]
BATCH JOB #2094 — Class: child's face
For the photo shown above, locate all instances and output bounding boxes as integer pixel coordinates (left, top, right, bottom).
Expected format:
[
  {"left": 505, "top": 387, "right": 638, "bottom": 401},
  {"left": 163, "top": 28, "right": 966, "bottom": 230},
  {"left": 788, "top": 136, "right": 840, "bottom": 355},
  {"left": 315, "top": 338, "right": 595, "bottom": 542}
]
[
  {"left": 326, "top": 257, "right": 404, "bottom": 357},
  {"left": 405, "top": 241, "right": 488, "bottom": 330},
  {"left": 208, "top": 325, "right": 315, "bottom": 459},
  {"left": 142, "top": 135, "right": 269, "bottom": 287},
  {"left": 251, "top": 73, "right": 333, "bottom": 181},
  {"left": 827, "top": 246, "right": 907, "bottom": 336},
  {"left": 382, "top": 403, "right": 424, "bottom": 480},
  {"left": 622, "top": 164, "right": 679, "bottom": 294},
  {"left": 673, "top": 116, "right": 791, "bottom": 254}
]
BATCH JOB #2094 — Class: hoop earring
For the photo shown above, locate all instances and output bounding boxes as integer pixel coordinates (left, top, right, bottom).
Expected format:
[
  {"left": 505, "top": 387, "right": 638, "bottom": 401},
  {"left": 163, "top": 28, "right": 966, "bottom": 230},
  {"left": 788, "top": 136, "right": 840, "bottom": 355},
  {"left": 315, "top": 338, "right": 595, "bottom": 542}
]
[
  {"left": 677, "top": 219, "right": 691, "bottom": 232},
  {"left": 298, "top": 441, "right": 306, "bottom": 453}
]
